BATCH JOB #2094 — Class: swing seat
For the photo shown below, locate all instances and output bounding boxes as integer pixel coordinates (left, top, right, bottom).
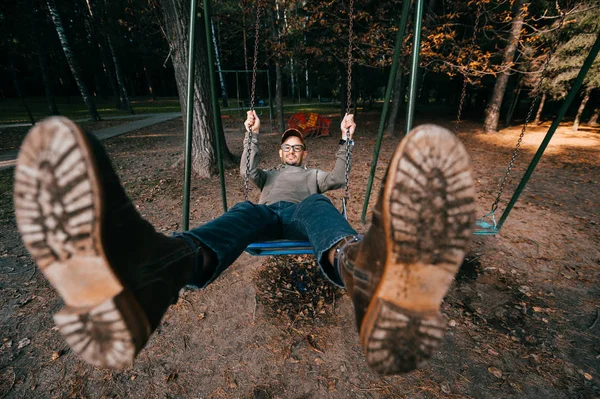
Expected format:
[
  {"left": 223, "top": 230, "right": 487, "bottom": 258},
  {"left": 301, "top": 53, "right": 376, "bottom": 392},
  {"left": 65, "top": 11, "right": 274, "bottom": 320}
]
[
  {"left": 245, "top": 240, "right": 314, "bottom": 256},
  {"left": 473, "top": 219, "right": 499, "bottom": 236}
]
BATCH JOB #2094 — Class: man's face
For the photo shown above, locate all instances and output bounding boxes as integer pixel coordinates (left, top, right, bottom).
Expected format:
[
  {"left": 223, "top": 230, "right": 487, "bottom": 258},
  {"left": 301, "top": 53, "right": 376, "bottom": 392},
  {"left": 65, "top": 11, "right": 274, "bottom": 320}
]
[{"left": 279, "top": 136, "right": 307, "bottom": 166}]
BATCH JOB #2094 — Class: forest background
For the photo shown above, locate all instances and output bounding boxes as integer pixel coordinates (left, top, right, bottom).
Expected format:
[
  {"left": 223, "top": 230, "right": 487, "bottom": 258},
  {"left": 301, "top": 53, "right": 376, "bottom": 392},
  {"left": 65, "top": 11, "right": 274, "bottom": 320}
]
[{"left": 1, "top": 0, "right": 599, "bottom": 177}]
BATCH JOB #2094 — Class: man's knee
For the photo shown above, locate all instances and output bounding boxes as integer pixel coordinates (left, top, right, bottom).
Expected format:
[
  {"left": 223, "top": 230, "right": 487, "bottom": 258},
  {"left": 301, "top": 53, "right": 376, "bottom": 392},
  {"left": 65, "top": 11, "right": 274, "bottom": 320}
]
[
  {"left": 295, "top": 194, "right": 336, "bottom": 217},
  {"left": 229, "top": 200, "right": 257, "bottom": 213}
]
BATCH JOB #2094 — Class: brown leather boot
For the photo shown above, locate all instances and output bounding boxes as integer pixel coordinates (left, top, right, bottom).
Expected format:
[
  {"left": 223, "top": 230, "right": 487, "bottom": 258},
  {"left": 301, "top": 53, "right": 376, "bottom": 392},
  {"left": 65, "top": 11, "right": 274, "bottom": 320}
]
[
  {"left": 13, "top": 117, "right": 202, "bottom": 369},
  {"left": 337, "top": 124, "right": 475, "bottom": 375}
]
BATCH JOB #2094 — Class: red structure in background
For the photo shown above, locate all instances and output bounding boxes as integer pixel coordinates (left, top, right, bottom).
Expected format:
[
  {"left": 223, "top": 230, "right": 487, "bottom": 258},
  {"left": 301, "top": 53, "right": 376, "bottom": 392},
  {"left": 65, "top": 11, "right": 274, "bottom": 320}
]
[{"left": 287, "top": 112, "right": 331, "bottom": 138}]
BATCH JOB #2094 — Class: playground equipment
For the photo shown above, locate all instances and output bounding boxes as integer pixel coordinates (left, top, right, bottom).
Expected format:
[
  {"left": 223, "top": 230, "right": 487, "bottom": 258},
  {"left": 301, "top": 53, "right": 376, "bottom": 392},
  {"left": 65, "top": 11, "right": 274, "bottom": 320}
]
[
  {"left": 181, "top": 0, "right": 600, "bottom": 243},
  {"left": 218, "top": 69, "right": 273, "bottom": 125},
  {"left": 358, "top": 0, "right": 600, "bottom": 238},
  {"left": 287, "top": 112, "right": 332, "bottom": 138}
]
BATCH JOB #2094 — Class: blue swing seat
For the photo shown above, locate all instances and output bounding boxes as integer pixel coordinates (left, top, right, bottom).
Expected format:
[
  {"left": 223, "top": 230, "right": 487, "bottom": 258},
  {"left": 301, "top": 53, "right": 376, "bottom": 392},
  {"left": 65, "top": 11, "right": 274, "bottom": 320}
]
[
  {"left": 473, "top": 219, "right": 499, "bottom": 235},
  {"left": 245, "top": 240, "right": 314, "bottom": 256},
  {"left": 473, "top": 210, "right": 500, "bottom": 236}
]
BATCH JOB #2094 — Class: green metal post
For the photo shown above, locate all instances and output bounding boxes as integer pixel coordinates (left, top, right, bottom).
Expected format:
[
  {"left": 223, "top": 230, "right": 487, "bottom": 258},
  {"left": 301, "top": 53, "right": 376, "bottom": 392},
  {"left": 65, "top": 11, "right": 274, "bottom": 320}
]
[
  {"left": 405, "top": 0, "right": 424, "bottom": 134},
  {"left": 203, "top": 0, "right": 228, "bottom": 213},
  {"left": 182, "top": 0, "right": 199, "bottom": 231},
  {"left": 496, "top": 33, "right": 600, "bottom": 231},
  {"left": 267, "top": 69, "right": 274, "bottom": 128},
  {"left": 361, "top": 0, "right": 412, "bottom": 224}
]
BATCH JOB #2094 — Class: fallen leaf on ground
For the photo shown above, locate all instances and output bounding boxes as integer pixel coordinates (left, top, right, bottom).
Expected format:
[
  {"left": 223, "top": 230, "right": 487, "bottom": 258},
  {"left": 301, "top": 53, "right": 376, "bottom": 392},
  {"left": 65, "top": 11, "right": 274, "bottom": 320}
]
[{"left": 488, "top": 367, "right": 503, "bottom": 379}]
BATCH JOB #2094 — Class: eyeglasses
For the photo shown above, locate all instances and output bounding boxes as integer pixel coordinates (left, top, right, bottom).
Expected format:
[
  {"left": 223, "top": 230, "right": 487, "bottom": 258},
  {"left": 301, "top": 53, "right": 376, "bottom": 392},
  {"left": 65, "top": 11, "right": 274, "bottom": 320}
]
[{"left": 281, "top": 144, "right": 305, "bottom": 152}]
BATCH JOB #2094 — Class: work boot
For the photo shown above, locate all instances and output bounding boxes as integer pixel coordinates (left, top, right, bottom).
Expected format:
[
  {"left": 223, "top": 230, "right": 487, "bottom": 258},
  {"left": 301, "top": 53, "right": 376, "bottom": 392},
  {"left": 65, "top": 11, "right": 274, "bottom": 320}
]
[
  {"left": 337, "top": 124, "right": 475, "bottom": 375},
  {"left": 13, "top": 117, "right": 204, "bottom": 369}
]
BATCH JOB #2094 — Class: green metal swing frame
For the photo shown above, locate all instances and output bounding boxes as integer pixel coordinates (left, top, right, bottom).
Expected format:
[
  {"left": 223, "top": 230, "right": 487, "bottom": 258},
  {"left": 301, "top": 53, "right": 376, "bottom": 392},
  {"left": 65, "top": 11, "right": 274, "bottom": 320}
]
[{"left": 180, "top": 0, "right": 600, "bottom": 242}]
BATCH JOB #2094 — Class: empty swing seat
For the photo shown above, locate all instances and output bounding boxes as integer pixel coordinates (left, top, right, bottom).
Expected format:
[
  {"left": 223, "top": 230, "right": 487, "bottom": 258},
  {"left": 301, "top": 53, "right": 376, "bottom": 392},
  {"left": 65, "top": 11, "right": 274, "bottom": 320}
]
[
  {"left": 473, "top": 219, "right": 499, "bottom": 236},
  {"left": 245, "top": 240, "right": 314, "bottom": 256}
]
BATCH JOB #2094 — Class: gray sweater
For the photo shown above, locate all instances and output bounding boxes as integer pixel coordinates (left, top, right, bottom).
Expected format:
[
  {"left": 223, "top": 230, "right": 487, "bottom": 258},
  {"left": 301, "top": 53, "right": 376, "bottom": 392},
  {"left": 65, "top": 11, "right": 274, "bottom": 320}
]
[{"left": 240, "top": 135, "right": 353, "bottom": 205}]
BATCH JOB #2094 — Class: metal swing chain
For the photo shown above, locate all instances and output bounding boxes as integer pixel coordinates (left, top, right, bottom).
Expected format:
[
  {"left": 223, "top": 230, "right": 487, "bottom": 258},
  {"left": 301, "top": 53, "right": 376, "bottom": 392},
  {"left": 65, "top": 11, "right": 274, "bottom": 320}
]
[
  {"left": 343, "top": 0, "right": 354, "bottom": 208},
  {"left": 455, "top": 3, "right": 483, "bottom": 135},
  {"left": 244, "top": 0, "right": 262, "bottom": 202},
  {"left": 489, "top": 10, "right": 567, "bottom": 213}
]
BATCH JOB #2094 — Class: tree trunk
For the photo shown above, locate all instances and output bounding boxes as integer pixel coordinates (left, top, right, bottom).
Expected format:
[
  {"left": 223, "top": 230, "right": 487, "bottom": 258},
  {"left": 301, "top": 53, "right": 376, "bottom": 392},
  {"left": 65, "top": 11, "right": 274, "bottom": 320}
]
[
  {"left": 482, "top": 0, "right": 526, "bottom": 133},
  {"left": 97, "top": 38, "right": 121, "bottom": 107},
  {"left": 297, "top": 72, "right": 301, "bottom": 103},
  {"left": 107, "top": 35, "right": 134, "bottom": 114},
  {"left": 92, "top": 71, "right": 103, "bottom": 98},
  {"left": 534, "top": 92, "right": 546, "bottom": 124},
  {"left": 274, "top": 61, "right": 285, "bottom": 132},
  {"left": 9, "top": 57, "right": 35, "bottom": 125},
  {"left": 211, "top": 21, "right": 228, "bottom": 108},
  {"left": 241, "top": 8, "right": 251, "bottom": 101},
  {"left": 384, "top": 59, "right": 405, "bottom": 136},
  {"left": 46, "top": 0, "right": 100, "bottom": 120},
  {"left": 305, "top": 61, "right": 310, "bottom": 101},
  {"left": 290, "top": 58, "right": 296, "bottom": 103},
  {"left": 33, "top": 8, "right": 59, "bottom": 115},
  {"left": 269, "top": 5, "right": 285, "bottom": 132},
  {"left": 58, "top": 76, "right": 70, "bottom": 104},
  {"left": 573, "top": 89, "right": 590, "bottom": 132},
  {"left": 36, "top": 36, "right": 60, "bottom": 115},
  {"left": 505, "top": 77, "right": 522, "bottom": 126},
  {"left": 143, "top": 65, "right": 156, "bottom": 101},
  {"left": 588, "top": 107, "right": 599, "bottom": 126},
  {"left": 339, "top": 65, "right": 347, "bottom": 117},
  {"left": 103, "top": 57, "right": 121, "bottom": 108},
  {"left": 159, "top": 0, "right": 234, "bottom": 178}
]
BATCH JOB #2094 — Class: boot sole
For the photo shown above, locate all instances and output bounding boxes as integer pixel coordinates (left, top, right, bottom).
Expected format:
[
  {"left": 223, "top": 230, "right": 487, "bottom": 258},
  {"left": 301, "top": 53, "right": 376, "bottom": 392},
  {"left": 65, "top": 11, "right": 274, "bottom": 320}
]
[
  {"left": 14, "top": 117, "right": 150, "bottom": 369},
  {"left": 360, "top": 124, "right": 475, "bottom": 374}
]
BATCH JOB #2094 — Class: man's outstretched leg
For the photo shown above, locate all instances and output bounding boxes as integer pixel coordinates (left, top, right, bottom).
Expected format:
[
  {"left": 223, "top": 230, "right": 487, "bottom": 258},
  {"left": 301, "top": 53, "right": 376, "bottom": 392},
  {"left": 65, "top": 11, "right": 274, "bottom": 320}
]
[
  {"left": 13, "top": 117, "right": 214, "bottom": 368},
  {"left": 333, "top": 124, "right": 475, "bottom": 375}
]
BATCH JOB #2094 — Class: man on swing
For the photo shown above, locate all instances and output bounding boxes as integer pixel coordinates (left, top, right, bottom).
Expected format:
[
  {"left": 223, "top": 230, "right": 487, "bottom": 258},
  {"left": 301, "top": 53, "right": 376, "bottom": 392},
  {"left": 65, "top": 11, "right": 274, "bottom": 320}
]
[{"left": 13, "top": 111, "right": 475, "bottom": 375}]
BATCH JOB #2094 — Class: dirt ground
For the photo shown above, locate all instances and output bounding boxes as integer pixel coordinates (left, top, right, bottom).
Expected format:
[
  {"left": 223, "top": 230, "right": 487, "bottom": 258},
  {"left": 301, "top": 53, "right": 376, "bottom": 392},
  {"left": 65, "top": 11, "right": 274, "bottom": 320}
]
[{"left": 0, "top": 110, "right": 598, "bottom": 398}]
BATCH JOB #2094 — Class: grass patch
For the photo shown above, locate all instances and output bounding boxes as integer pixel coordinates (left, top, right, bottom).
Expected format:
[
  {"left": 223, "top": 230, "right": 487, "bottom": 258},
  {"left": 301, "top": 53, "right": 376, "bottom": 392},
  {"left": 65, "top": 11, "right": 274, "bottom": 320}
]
[
  {"left": 0, "top": 97, "right": 182, "bottom": 124},
  {"left": 1, "top": 97, "right": 352, "bottom": 125}
]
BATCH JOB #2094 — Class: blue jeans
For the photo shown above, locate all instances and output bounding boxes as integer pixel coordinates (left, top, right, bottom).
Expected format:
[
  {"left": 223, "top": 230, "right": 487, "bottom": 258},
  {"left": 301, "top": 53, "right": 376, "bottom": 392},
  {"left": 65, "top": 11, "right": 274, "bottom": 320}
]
[{"left": 179, "top": 194, "right": 357, "bottom": 288}]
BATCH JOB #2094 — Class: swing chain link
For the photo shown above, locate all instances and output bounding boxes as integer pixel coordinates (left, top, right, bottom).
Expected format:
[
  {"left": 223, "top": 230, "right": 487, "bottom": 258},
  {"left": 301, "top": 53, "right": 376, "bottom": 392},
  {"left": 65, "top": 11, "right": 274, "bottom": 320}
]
[
  {"left": 344, "top": 140, "right": 352, "bottom": 202},
  {"left": 455, "top": 2, "right": 482, "bottom": 135},
  {"left": 346, "top": 0, "right": 354, "bottom": 117},
  {"left": 244, "top": 132, "right": 252, "bottom": 201},
  {"left": 250, "top": 1, "right": 261, "bottom": 112},
  {"left": 343, "top": 0, "right": 354, "bottom": 202},
  {"left": 244, "top": 0, "right": 262, "bottom": 202},
  {"left": 489, "top": 10, "right": 567, "bottom": 213}
]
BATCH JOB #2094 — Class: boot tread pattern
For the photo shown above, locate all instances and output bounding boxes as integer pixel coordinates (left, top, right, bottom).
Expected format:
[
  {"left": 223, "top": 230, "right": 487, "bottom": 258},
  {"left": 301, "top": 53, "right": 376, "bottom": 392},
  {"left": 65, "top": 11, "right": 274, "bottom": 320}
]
[
  {"left": 14, "top": 117, "right": 142, "bottom": 369},
  {"left": 365, "top": 300, "right": 445, "bottom": 374},
  {"left": 14, "top": 119, "right": 94, "bottom": 268},
  {"left": 363, "top": 125, "right": 475, "bottom": 375},
  {"left": 389, "top": 131, "right": 474, "bottom": 267}
]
